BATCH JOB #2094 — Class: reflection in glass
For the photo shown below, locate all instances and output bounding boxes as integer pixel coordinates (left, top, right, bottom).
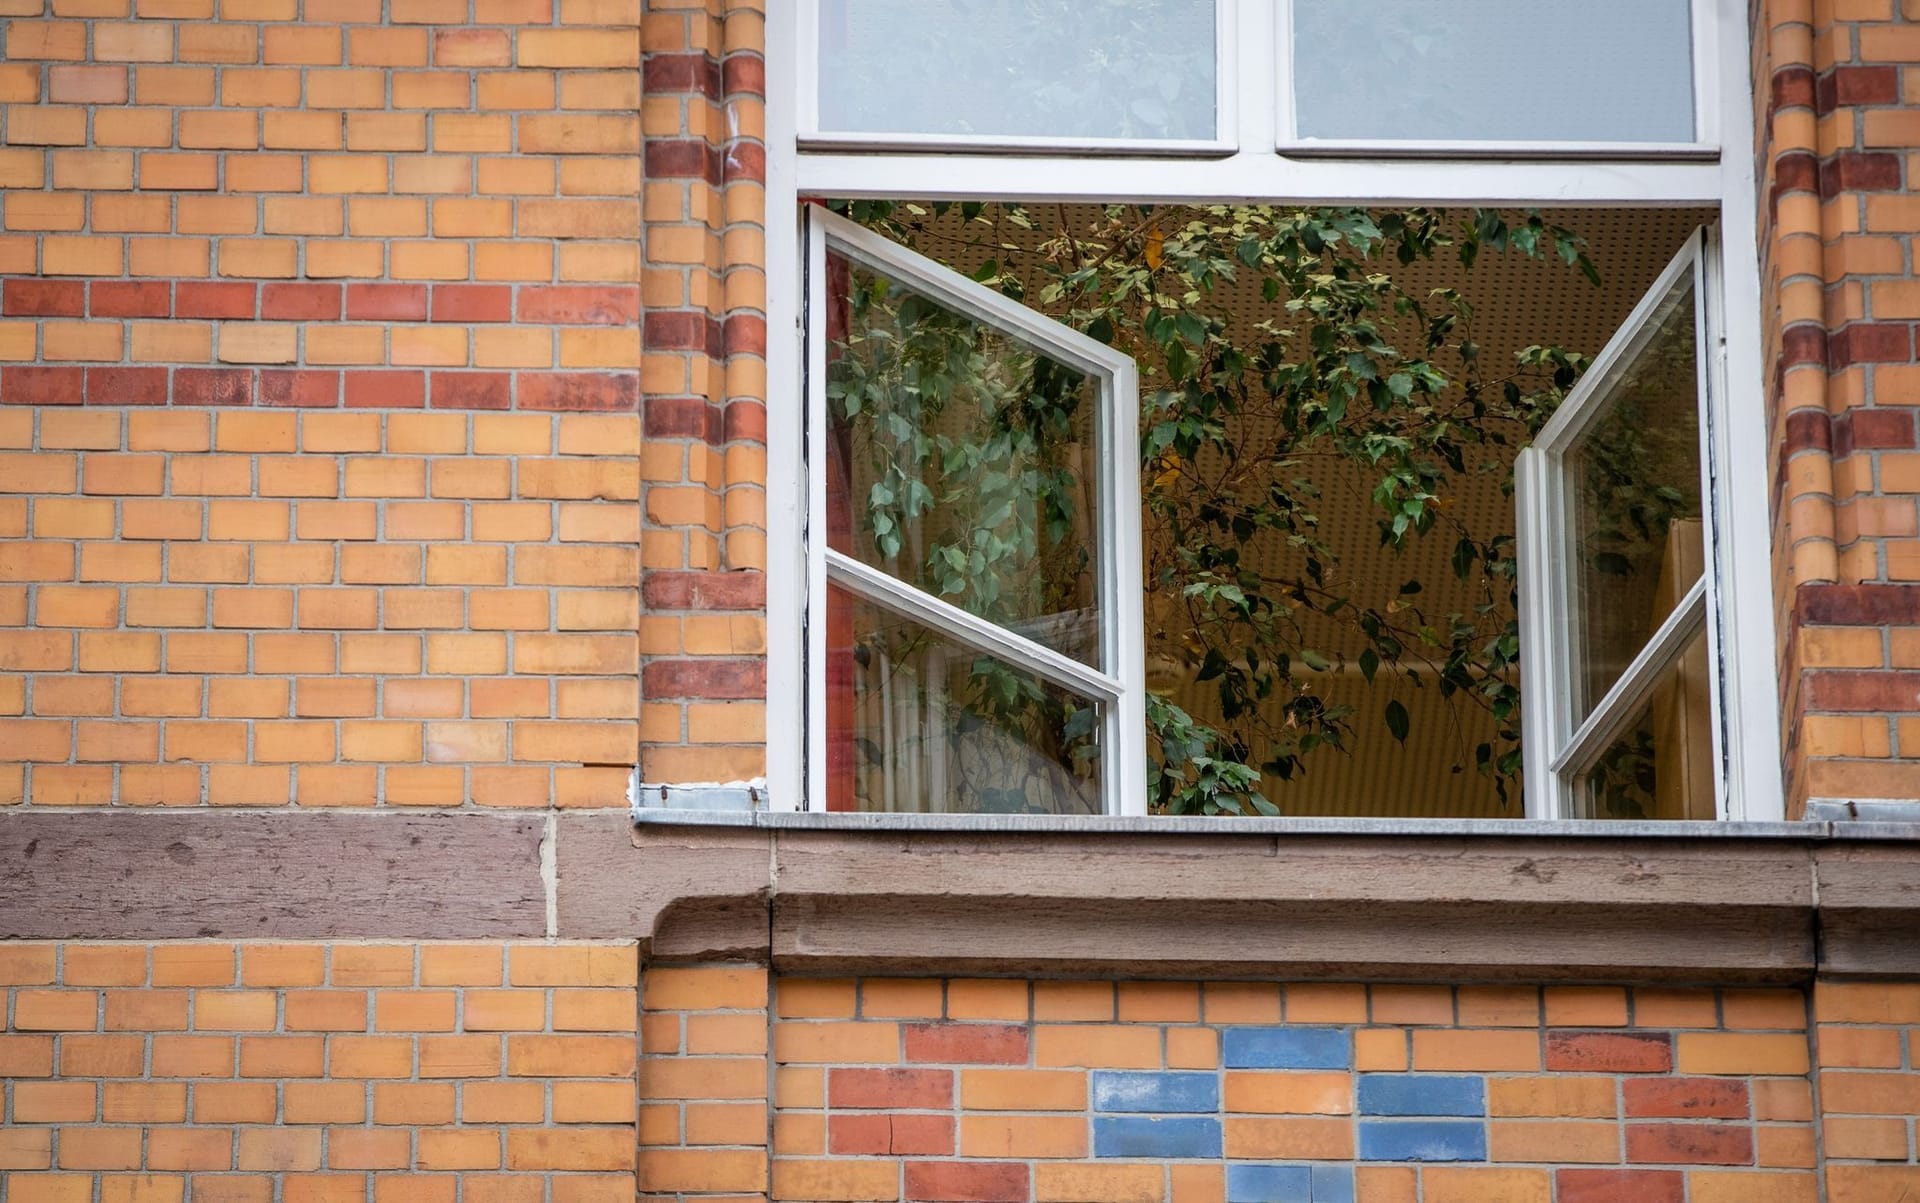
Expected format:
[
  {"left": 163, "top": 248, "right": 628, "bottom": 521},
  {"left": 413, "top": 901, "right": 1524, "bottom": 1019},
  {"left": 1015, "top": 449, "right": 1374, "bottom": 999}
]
[
  {"left": 825, "top": 251, "right": 1103, "bottom": 667},
  {"left": 817, "top": 0, "right": 1216, "bottom": 142},
  {"left": 1293, "top": 0, "right": 1695, "bottom": 144},
  {"left": 1577, "top": 626, "right": 1713, "bottom": 820},
  {"left": 827, "top": 586, "right": 1103, "bottom": 815},
  {"left": 1564, "top": 277, "right": 1703, "bottom": 724}
]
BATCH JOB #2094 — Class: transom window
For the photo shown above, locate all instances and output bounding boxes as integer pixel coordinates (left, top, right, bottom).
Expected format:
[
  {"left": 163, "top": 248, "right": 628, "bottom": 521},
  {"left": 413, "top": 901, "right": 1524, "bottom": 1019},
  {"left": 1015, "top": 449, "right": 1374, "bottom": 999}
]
[{"left": 798, "top": 0, "right": 1713, "bottom": 156}]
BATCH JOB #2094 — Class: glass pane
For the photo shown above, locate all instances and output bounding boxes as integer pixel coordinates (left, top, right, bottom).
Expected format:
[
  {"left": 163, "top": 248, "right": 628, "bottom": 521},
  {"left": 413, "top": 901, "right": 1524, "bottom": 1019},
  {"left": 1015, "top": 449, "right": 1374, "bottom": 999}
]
[
  {"left": 1576, "top": 626, "right": 1713, "bottom": 820},
  {"left": 826, "top": 585, "right": 1104, "bottom": 815},
  {"left": 816, "top": 0, "right": 1217, "bottom": 142},
  {"left": 825, "top": 249, "right": 1104, "bottom": 667},
  {"left": 1292, "top": 0, "right": 1695, "bottom": 144},
  {"left": 1564, "top": 274, "right": 1703, "bottom": 725}
]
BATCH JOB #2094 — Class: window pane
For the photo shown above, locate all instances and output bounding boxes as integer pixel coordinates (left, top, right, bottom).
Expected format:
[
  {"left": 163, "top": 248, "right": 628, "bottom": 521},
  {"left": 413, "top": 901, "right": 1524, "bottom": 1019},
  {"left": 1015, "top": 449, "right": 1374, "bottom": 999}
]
[
  {"left": 816, "top": 0, "right": 1217, "bottom": 142},
  {"left": 1563, "top": 275, "right": 1703, "bottom": 724},
  {"left": 827, "top": 585, "right": 1104, "bottom": 815},
  {"left": 1292, "top": 0, "right": 1695, "bottom": 144},
  {"left": 1576, "top": 626, "right": 1713, "bottom": 820},
  {"left": 825, "top": 250, "right": 1104, "bottom": 667}
]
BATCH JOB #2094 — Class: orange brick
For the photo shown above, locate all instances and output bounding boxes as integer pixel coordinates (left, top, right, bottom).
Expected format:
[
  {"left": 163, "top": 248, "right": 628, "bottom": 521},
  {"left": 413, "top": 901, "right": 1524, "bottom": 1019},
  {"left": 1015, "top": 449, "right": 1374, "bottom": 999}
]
[
  {"left": 1368, "top": 985, "right": 1451, "bottom": 1025},
  {"left": 1034, "top": 1024, "right": 1161, "bottom": 1069},
  {"left": 462, "top": 1080, "right": 545, "bottom": 1124},
  {"left": 1224, "top": 1116, "right": 1353, "bottom": 1160},
  {"left": 1412, "top": 1029, "right": 1542, "bottom": 1071},
  {"left": 1224, "top": 1071, "right": 1351, "bottom": 1115},
  {"left": 1676, "top": 1033, "right": 1811, "bottom": 1076},
  {"left": 1033, "top": 981, "right": 1114, "bottom": 1021},
  {"left": 1488, "top": 1076, "right": 1618, "bottom": 1118},
  {"left": 1423, "top": 1168, "right": 1551, "bottom": 1203},
  {"left": 1545, "top": 987, "right": 1629, "bottom": 1027},
  {"left": 373, "top": 1082, "right": 456, "bottom": 1127},
  {"left": 770, "top": 1021, "right": 898, "bottom": 1065}
]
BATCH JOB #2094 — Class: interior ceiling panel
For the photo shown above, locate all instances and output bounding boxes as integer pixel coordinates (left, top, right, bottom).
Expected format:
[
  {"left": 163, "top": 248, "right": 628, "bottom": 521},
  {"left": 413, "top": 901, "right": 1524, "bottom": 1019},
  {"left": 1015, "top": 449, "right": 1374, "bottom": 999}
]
[{"left": 850, "top": 202, "right": 1709, "bottom": 816}]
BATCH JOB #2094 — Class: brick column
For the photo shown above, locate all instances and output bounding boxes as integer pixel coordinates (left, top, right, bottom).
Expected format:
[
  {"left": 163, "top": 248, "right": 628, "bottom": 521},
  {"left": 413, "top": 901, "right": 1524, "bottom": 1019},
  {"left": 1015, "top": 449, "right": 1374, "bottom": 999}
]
[
  {"left": 1813, "top": 980, "right": 1920, "bottom": 1199},
  {"left": 636, "top": 0, "right": 769, "bottom": 785},
  {"left": 1761, "top": 0, "right": 1920, "bottom": 812},
  {"left": 637, "top": 963, "right": 771, "bottom": 1200}
]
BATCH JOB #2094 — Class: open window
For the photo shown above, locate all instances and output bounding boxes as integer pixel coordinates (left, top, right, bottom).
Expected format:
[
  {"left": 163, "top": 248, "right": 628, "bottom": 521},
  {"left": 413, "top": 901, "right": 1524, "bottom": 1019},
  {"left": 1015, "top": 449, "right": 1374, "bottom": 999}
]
[
  {"left": 1517, "top": 230, "right": 1722, "bottom": 820},
  {"left": 804, "top": 208, "right": 1148, "bottom": 815}
]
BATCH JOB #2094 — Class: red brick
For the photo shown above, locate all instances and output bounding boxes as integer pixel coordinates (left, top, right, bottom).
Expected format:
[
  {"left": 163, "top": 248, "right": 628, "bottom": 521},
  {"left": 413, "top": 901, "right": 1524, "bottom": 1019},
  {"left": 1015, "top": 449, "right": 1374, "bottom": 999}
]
[
  {"left": 905, "top": 1161, "right": 1027, "bottom": 1203},
  {"left": 176, "top": 282, "right": 258, "bottom": 319},
  {"left": 643, "top": 571, "right": 765, "bottom": 611},
  {"left": 344, "top": 369, "right": 426, "bottom": 409},
  {"left": 828, "top": 1114, "right": 954, "bottom": 1156},
  {"left": 516, "top": 371, "right": 637, "bottom": 412},
  {"left": 261, "top": 284, "right": 342, "bottom": 321},
  {"left": 1557, "top": 1169, "right": 1685, "bottom": 1203},
  {"left": 175, "top": 368, "right": 253, "bottom": 406},
  {"left": 517, "top": 285, "right": 641, "bottom": 326},
  {"left": 1624, "top": 1123, "right": 1754, "bottom": 1166},
  {"left": 1804, "top": 671, "right": 1920, "bottom": 712},
  {"left": 904, "top": 1023, "right": 1028, "bottom": 1065},
  {"left": 429, "top": 372, "right": 511, "bottom": 410},
  {"left": 5, "top": 280, "right": 85, "bottom": 317},
  {"left": 260, "top": 371, "right": 341, "bottom": 408},
  {"left": 3, "top": 366, "right": 85, "bottom": 405},
  {"left": 431, "top": 285, "right": 512, "bottom": 323},
  {"left": 345, "top": 283, "right": 428, "bottom": 321},
  {"left": 1623, "top": 1078, "right": 1749, "bottom": 1119},
  {"left": 89, "top": 281, "right": 170, "bottom": 318},
  {"left": 1545, "top": 1032, "right": 1673, "bottom": 1073},
  {"left": 87, "top": 367, "right": 168, "bottom": 406},
  {"left": 828, "top": 1068, "right": 953, "bottom": 1110},
  {"left": 642, "top": 659, "right": 764, "bottom": 700}
]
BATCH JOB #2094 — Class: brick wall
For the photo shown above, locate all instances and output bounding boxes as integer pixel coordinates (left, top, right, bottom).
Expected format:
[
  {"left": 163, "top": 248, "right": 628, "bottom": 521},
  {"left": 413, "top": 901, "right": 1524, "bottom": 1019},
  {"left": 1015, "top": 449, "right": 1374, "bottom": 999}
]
[
  {"left": 636, "top": 975, "right": 1824, "bottom": 1203},
  {"left": 0, "top": 941, "right": 638, "bottom": 1200},
  {"left": 0, "top": 0, "right": 773, "bottom": 802},
  {"left": 0, "top": 407, "right": 645, "bottom": 807},
  {"left": 1760, "top": 0, "right": 1920, "bottom": 812}
]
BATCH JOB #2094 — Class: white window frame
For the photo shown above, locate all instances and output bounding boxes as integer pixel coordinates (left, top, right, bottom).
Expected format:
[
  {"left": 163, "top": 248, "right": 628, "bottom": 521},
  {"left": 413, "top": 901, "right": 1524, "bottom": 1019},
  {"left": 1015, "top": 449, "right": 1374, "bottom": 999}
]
[
  {"left": 762, "top": 0, "right": 1784, "bottom": 820},
  {"left": 803, "top": 209, "right": 1149, "bottom": 816},
  {"left": 1516, "top": 229, "right": 1739, "bottom": 820}
]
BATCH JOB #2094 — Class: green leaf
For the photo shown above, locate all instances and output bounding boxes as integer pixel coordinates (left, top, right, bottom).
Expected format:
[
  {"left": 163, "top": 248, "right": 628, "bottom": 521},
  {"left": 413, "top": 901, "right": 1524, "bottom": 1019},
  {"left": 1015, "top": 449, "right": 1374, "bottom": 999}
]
[{"left": 1384, "top": 700, "right": 1410, "bottom": 744}]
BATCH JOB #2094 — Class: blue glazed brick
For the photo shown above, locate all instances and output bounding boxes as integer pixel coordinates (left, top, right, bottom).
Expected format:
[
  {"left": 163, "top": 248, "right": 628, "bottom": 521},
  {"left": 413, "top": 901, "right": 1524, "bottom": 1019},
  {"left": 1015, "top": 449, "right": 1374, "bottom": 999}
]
[
  {"left": 1357, "top": 1075, "right": 1486, "bottom": 1117},
  {"left": 1092, "top": 1071, "right": 1220, "bottom": 1114},
  {"left": 1311, "top": 1165, "right": 1355, "bottom": 1203},
  {"left": 1092, "top": 1116, "right": 1222, "bottom": 1159},
  {"left": 1225, "top": 1164, "right": 1312, "bottom": 1203},
  {"left": 1221, "top": 1027, "right": 1352, "bottom": 1069},
  {"left": 1358, "top": 1120, "right": 1488, "bottom": 1162}
]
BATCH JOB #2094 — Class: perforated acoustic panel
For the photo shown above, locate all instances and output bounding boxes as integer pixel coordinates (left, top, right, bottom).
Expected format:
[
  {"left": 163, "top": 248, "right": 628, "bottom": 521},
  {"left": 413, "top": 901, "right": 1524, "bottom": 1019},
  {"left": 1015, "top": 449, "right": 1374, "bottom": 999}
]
[{"left": 852, "top": 202, "right": 1706, "bottom": 816}]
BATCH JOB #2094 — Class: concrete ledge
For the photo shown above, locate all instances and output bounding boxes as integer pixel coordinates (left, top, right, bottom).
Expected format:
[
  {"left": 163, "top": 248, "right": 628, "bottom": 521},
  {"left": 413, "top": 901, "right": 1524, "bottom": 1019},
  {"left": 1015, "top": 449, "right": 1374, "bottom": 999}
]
[
  {"left": 1, "top": 811, "right": 548, "bottom": 940},
  {"left": 581, "top": 814, "right": 1920, "bottom": 982}
]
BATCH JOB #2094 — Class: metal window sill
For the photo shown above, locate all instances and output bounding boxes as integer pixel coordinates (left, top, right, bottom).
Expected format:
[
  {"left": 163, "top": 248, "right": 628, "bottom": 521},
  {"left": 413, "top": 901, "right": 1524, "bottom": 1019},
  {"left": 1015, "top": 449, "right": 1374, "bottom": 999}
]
[{"left": 630, "top": 806, "right": 1920, "bottom": 843}]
